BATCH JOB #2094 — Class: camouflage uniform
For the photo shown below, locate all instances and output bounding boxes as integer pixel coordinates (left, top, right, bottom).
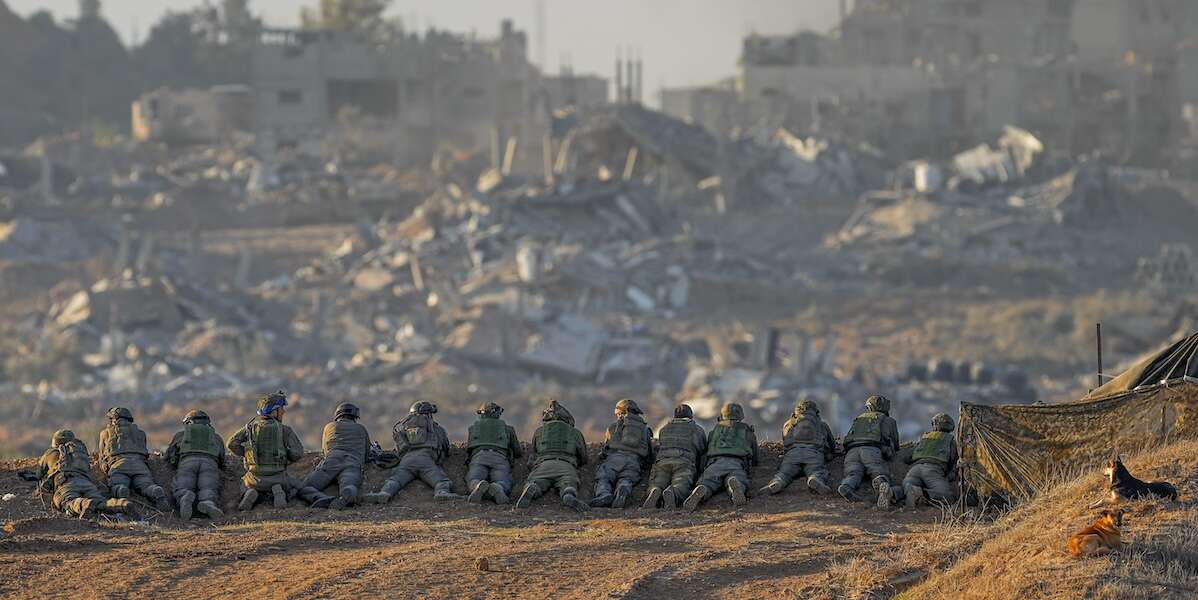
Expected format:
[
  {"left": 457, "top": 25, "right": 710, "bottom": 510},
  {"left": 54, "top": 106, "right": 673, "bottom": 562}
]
[
  {"left": 683, "top": 403, "right": 759, "bottom": 511},
  {"left": 465, "top": 402, "right": 522, "bottom": 504},
  {"left": 643, "top": 404, "right": 706, "bottom": 510},
  {"left": 515, "top": 401, "right": 589, "bottom": 512},
  {"left": 299, "top": 403, "right": 372, "bottom": 509},
  {"left": 838, "top": 395, "right": 901, "bottom": 509},
  {"left": 761, "top": 399, "right": 837, "bottom": 495},
  {"left": 165, "top": 410, "right": 226, "bottom": 520},
  {"left": 899, "top": 413, "right": 959, "bottom": 508},
  {"left": 36, "top": 430, "right": 133, "bottom": 518},
  {"left": 99, "top": 407, "right": 170, "bottom": 511},
  {"left": 365, "top": 402, "right": 457, "bottom": 503},
  {"left": 590, "top": 399, "right": 655, "bottom": 509},
  {"left": 227, "top": 393, "right": 305, "bottom": 510}
]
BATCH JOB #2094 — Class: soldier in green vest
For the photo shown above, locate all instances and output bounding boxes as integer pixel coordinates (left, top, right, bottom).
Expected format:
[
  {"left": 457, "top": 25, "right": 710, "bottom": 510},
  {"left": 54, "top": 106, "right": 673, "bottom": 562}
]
[
  {"left": 514, "top": 400, "right": 589, "bottom": 512},
  {"left": 37, "top": 430, "right": 135, "bottom": 518},
  {"left": 298, "top": 402, "right": 372, "bottom": 510},
  {"left": 838, "top": 394, "right": 901, "bottom": 509},
  {"left": 99, "top": 406, "right": 171, "bottom": 511},
  {"left": 465, "top": 402, "right": 522, "bottom": 505},
  {"left": 759, "top": 398, "right": 837, "bottom": 496},
  {"left": 900, "top": 413, "right": 959, "bottom": 508},
  {"left": 590, "top": 399, "right": 655, "bottom": 508},
  {"left": 364, "top": 401, "right": 459, "bottom": 503},
  {"left": 227, "top": 390, "right": 306, "bottom": 511},
  {"left": 682, "top": 403, "right": 759, "bottom": 512},
  {"left": 165, "top": 410, "right": 226, "bottom": 520},
  {"left": 642, "top": 404, "right": 706, "bottom": 510}
]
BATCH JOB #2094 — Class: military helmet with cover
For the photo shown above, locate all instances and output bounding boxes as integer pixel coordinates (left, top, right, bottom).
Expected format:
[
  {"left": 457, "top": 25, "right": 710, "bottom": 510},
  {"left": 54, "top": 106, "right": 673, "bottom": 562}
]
[
  {"left": 107, "top": 406, "right": 133, "bottom": 421},
  {"left": 409, "top": 401, "right": 437, "bottom": 415},
  {"left": 673, "top": 404, "right": 694, "bottom": 419},
  {"left": 932, "top": 413, "right": 955, "bottom": 432},
  {"left": 334, "top": 402, "right": 361, "bottom": 421},
  {"left": 720, "top": 402, "right": 745, "bottom": 422},
  {"left": 794, "top": 398, "right": 819, "bottom": 416},
  {"left": 51, "top": 429, "right": 76, "bottom": 447},
  {"left": 183, "top": 410, "right": 210, "bottom": 424},
  {"left": 865, "top": 394, "right": 890, "bottom": 415},
  {"left": 614, "top": 398, "right": 642, "bottom": 416},
  {"left": 542, "top": 400, "right": 575, "bottom": 426},
  {"left": 477, "top": 402, "right": 504, "bottom": 417}
]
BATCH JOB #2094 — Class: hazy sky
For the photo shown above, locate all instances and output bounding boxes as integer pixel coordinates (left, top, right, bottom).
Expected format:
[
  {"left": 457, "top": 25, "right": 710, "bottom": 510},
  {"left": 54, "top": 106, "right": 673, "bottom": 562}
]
[{"left": 8, "top": 0, "right": 841, "bottom": 105}]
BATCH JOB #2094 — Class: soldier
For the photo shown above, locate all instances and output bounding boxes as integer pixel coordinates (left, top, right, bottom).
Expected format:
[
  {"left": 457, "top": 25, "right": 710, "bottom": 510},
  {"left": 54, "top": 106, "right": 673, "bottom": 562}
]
[
  {"left": 682, "top": 403, "right": 759, "bottom": 511},
  {"left": 838, "top": 394, "right": 901, "bottom": 509},
  {"left": 514, "top": 400, "right": 589, "bottom": 512},
  {"left": 165, "top": 410, "right": 226, "bottom": 520},
  {"left": 642, "top": 404, "right": 706, "bottom": 510},
  {"left": 227, "top": 390, "right": 305, "bottom": 511},
  {"left": 465, "top": 402, "right": 522, "bottom": 505},
  {"left": 364, "top": 401, "right": 458, "bottom": 503},
  {"left": 900, "top": 413, "right": 959, "bottom": 508},
  {"left": 298, "top": 402, "right": 371, "bottom": 510},
  {"left": 590, "top": 399, "right": 655, "bottom": 509},
  {"left": 37, "top": 430, "right": 134, "bottom": 518},
  {"left": 759, "top": 398, "right": 836, "bottom": 496},
  {"left": 99, "top": 406, "right": 171, "bottom": 511}
]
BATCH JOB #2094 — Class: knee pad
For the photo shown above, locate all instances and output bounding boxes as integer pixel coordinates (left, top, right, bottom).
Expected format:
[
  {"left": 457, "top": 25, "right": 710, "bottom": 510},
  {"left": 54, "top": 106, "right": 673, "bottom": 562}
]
[
  {"left": 341, "top": 485, "right": 358, "bottom": 500},
  {"left": 146, "top": 484, "right": 166, "bottom": 499}
]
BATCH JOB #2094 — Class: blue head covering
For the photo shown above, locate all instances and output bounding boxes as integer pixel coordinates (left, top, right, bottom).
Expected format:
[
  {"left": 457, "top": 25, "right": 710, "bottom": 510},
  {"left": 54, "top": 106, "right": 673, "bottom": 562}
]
[{"left": 257, "top": 390, "right": 288, "bottom": 416}]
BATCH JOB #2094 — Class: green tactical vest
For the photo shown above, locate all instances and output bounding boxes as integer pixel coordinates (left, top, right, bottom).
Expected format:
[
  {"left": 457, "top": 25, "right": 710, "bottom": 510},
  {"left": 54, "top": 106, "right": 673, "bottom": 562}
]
[
  {"left": 845, "top": 412, "right": 884, "bottom": 446},
  {"left": 784, "top": 416, "right": 823, "bottom": 449},
  {"left": 707, "top": 422, "right": 751, "bottom": 459},
  {"left": 48, "top": 441, "right": 92, "bottom": 478},
  {"left": 245, "top": 419, "right": 288, "bottom": 474},
  {"left": 535, "top": 420, "right": 579, "bottom": 465},
  {"left": 912, "top": 431, "right": 954, "bottom": 465},
  {"left": 658, "top": 419, "right": 700, "bottom": 458},
  {"left": 606, "top": 416, "right": 650, "bottom": 457},
  {"left": 106, "top": 421, "right": 148, "bottom": 456},
  {"left": 468, "top": 417, "right": 510, "bottom": 453},
  {"left": 179, "top": 423, "right": 222, "bottom": 458}
]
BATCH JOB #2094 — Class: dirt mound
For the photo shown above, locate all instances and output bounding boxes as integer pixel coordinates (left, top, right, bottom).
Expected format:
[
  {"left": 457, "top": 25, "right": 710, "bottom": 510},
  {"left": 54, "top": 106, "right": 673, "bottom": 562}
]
[{"left": 2, "top": 516, "right": 97, "bottom": 537}]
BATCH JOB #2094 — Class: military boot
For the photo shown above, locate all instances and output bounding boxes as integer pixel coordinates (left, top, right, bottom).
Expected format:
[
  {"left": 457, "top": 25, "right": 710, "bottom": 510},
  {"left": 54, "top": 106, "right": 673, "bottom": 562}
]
[
  {"left": 364, "top": 480, "right": 400, "bottom": 504},
  {"left": 178, "top": 491, "right": 196, "bottom": 520},
  {"left": 561, "top": 489, "right": 589, "bottom": 513},
  {"left": 641, "top": 487, "right": 662, "bottom": 510},
  {"left": 310, "top": 495, "right": 335, "bottom": 509},
  {"left": 662, "top": 487, "right": 678, "bottom": 510},
  {"left": 682, "top": 485, "right": 710, "bottom": 512},
  {"left": 612, "top": 484, "right": 632, "bottom": 509},
  {"left": 589, "top": 492, "right": 614, "bottom": 508},
  {"left": 728, "top": 479, "right": 748, "bottom": 507},
  {"left": 874, "top": 477, "right": 893, "bottom": 511},
  {"left": 271, "top": 484, "right": 288, "bottom": 508},
  {"left": 196, "top": 500, "right": 224, "bottom": 519},
  {"left": 758, "top": 480, "right": 784, "bottom": 495},
  {"left": 807, "top": 476, "right": 832, "bottom": 495},
  {"left": 467, "top": 481, "right": 489, "bottom": 504},
  {"left": 433, "top": 481, "right": 461, "bottom": 501},
  {"left": 110, "top": 484, "right": 130, "bottom": 499},
  {"left": 102, "top": 498, "right": 134, "bottom": 516},
  {"left": 838, "top": 483, "right": 863, "bottom": 502},
  {"left": 490, "top": 483, "right": 510, "bottom": 505},
  {"left": 148, "top": 486, "right": 171, "bottom": 512},
  {"left": 514, "top": 483, "right": 539, "bottom": 509},
  {"left": 237, "top": 489, "right": 259, "bottom": 511},
  {"left": 905, "top": 485, "right": 923, "bottom": 509}
]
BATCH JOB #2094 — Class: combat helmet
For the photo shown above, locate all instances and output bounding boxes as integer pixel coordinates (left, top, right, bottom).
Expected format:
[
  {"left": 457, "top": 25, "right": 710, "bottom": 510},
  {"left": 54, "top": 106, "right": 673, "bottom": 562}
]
[
  {"left": 542, "top": 400, "right": 575, "bottom": 426},
  {"left": 51, "top": 429, "right": 76, "bottom": 447},
  {"left": 932, "top": 413, "right": 955, "bottom": 433},
  {"left": 476, "top": 402, "right": 504, "bottom": 418},
  {"left": 257, "top": 389, "right": 288, "bottom": 416},
  {"left": 183, "top": 410, "right": 211, "bottom": 424},
  {"left": 614, "top": 398, "right": 642, "bottom": 416},
  {"left": 673, "top": 404, "right": 694, "bottom": 419},
  {"left": 410, "top": 401, "right": 437, "bottom": 415},
  {"left": 865, "top": 395, "right": 890, "bottom": 415},
  {"left": 107, "top": 406, "right": 133, "bottom": 422},
  {"left": 793, "top": 398, "right": 819, "bottom": 416},
  {"left": 334, "top": 402, "right": 361, "bottom": 421},
  {"left": 720, "top": 402, "right": 745, "bottom": 422}
]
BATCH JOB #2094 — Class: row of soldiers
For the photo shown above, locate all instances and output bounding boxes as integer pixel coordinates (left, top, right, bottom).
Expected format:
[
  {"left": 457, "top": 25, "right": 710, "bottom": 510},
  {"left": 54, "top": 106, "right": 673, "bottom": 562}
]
[{"left": 35, "top": 391, "right": 959, "bottom": 519}]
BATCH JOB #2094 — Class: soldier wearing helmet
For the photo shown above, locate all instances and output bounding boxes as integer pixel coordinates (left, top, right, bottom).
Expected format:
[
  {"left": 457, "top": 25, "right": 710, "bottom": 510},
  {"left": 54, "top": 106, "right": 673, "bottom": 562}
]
[
  {"left": 759, "top": 397, "right": 837, "bottom": 497},
  {"left": 165, "top": 409, "right": 227, "bottom": 520},
  {"left": 365, "top": 401, "right": 458, "bottom": 504},
  {"left": 642, "top": 404, "right": 707, "bottom": 510},
  {"left": 838, "top": 395, "right": 901, "bottom": 510},
  {"left": 465, "top": 402, "right": 523, "bottom": 505},
  {"left": 298, "top": 402, "right": 373, "bottom": 510},
  {"left": 899, "top": 413, "right": 959, "bottom": 508},
  {"left": 36, "top": 430, "right": 135, "bottom": 519},
  {"left": 682, "top": 402, "right": 760, "bottom": 512},
  {"left": 227, "top": 390, "right": 306, "bottom": 511},
  {"left": 515, "top": 400, "right": 590, "bottom": 512},
  {"left": 99, "top": 406, "right": 171, "bottom": 512},
  {"left": 590, "top": 399, "right": 655, "bottom": 508}
]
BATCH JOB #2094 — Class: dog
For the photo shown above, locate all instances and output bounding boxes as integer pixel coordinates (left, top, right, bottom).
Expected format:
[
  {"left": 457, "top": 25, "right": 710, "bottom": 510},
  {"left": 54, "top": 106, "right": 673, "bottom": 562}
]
[
  {"left": 1088, "top": 455, "right": 1178, "bottom": 509},
  {"left": 1067, "top": 509, "right": 1124, "bottom": 558}
]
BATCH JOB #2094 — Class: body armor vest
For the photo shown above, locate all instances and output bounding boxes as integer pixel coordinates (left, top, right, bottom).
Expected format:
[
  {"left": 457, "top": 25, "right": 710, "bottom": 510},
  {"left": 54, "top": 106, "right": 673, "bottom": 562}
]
[
  {"left": 468, "top": 417, "right": 510, "bottom": 453},
  {"left": 707, "top": 422, "right": 752, "bottom": 459},
  {"left": 535, "top": 420, "right": 579, "bottom": 465},
  {"left": 658, "top": 419, "right": 700, "bottom": 458},
  {"left": 606, "top": 416, "right": 650, "bottom": 457},
  {"left": 394, "top": 414, "right": 436, "bottom": 452},
  {"left": 845, "top": 412, "right": 884, "bottom": 446},
  {"left": 245, "top": 419, "right": 288, "bottom": 473},
  {"left": 179, "top": 423, "right": 222, "bottom": 458},
  {"left": 912, "top": 431, "right": 953, "bottom": 465},
  {"left": 47, "top": 441, "right": 92, "bottom": 478},
  {"left": 784, "top": 416, "right": 823, "bottom": 449},
  {"left": 324, "top": 420, "right": 368, "bottom": 458},
  {"left": 105, "top": 421, "right": 148, "bottom": 457}
]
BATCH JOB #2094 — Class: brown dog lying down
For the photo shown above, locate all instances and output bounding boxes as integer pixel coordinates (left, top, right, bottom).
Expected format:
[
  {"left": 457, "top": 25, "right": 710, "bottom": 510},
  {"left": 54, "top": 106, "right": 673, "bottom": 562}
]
[{"left": 1067, "top": 509, "right": 1124, "bottom": 558}]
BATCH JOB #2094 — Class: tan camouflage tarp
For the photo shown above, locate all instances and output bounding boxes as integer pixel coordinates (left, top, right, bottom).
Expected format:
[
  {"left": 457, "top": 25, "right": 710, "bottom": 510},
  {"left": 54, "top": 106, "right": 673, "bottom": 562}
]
[{"left": 959, "top": 380, "right": 1198, "bottom": 499}]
